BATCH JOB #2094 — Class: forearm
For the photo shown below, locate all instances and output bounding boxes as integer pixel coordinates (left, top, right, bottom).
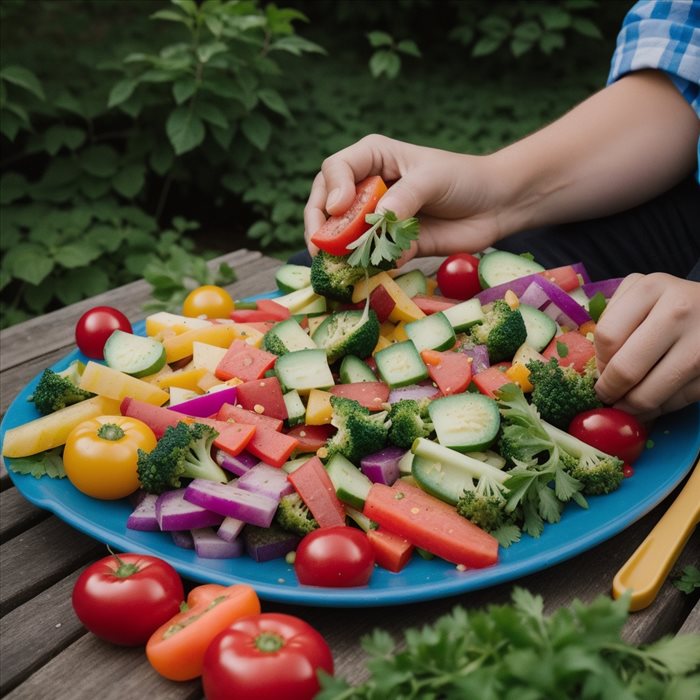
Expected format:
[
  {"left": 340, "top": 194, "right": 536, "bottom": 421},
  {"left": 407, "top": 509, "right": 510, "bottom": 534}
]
[{"left": 489, "top": 71, "right": 699, "bottom": 238}]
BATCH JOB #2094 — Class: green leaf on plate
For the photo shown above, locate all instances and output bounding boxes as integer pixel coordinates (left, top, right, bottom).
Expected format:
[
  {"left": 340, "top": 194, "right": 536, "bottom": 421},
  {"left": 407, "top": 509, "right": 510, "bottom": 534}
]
[{"left": 9, "top": 447, "right": 66, "bottom": 479}]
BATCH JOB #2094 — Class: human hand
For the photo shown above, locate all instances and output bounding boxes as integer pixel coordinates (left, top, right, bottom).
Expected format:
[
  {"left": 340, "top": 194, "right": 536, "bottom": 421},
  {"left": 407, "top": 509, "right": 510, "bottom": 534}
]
[
  {"left": 594, "top": 273, "right": 700, "bottom": 421},
  {"left": 303, "top": 135, "right": 505, "bottom": 261}
]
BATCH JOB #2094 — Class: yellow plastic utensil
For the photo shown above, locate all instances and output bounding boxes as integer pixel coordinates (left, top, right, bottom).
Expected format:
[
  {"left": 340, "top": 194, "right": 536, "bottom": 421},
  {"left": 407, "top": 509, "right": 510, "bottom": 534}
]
[{"left": 612, "top": 461, "right": 700, "bottom": 611}]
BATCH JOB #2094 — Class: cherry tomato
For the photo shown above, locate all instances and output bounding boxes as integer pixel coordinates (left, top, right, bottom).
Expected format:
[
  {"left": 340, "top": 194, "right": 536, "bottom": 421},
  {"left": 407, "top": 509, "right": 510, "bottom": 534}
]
[
  {"left": 294, "top": 526, "right": 375, "bottom": 587},
  {"left": 310, "top": 176, "right": 388, "bottom": 255},
  {"left": 72, "top": 552, "right": 184, "bottom": 646},
  {"left": 436, "top": 253, "right": 481, "bottom": 300},
  {"left": 63, "top": 415, "right": 156, "bottom": 499},
  {"left": 623, "top": 464, "right": 634, "bottom": 478},
  {"left": 568, "top": 408, "right": 648, "bottom": 465},
  {"left": 75, "top": 306, "right": 132, "bottom": 359},
  {"left": 182, "top": 285, "right": 235, "bottom": 319},
  {"left": 202, "top": 613, "right": 333, "bottom": 700}
]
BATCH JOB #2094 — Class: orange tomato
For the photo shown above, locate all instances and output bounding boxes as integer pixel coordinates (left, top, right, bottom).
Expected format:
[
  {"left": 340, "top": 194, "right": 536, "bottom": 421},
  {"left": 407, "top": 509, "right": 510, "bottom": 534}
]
[
  {"left": 182, "top": 285, "right": 235, "bottom": 319},
  {"left": 146, "top": 583, "right": 261, "bottom": 681}
]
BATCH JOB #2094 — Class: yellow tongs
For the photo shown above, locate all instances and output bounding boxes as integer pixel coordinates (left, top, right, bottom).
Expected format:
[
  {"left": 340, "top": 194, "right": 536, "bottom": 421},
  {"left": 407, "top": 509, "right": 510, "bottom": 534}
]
[{"left": 612, "top": 461, "right": 700, "bottom": 611}]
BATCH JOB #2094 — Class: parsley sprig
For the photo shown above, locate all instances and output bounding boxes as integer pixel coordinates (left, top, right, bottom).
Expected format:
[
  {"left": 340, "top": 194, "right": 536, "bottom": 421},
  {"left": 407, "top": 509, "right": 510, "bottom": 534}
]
[
  {"left": 346, "top": 210, "right": 419, "bottom": 268},
  {"left": 317, "top": 588, "right": 700, "bottom": 699}
]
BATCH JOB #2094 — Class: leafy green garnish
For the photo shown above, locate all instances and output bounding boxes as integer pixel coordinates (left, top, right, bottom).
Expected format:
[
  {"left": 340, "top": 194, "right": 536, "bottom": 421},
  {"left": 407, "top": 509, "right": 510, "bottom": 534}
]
[
  {"left": 556, "top": 340, "right": 569, "bottom": 358},
  {"left": 346, "top": 210, "right": 419, "bottom": 268},
  {"left": 588, "top": 291, "right": 607, "bottom": 323},
  {"left": 8, "top": 447, "right": 66, "bottom": 479},
  {"left": 316, "top": 588, "right": 700, "bottom": 699},
  {"left": 674, "top": 565, "right": 700, "bottom": 594}
]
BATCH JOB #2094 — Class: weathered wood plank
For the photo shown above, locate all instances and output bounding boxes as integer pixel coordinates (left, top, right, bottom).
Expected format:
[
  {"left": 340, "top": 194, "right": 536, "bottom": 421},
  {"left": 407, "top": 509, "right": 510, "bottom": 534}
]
[
  {"left": 0, "top": 518, "right": 103, "bottom": 615},
  {"left": 4, "top": 632, "right": 202, "bottom": 700},
  {"left": 0, "top": 485, "right": 49, "bottom": 543},
  {"left": 678, "top": 600, "right": 700, "bottom": 635},
  {"left": 0, "top": 569, "right": 87, "bottom": 696}
]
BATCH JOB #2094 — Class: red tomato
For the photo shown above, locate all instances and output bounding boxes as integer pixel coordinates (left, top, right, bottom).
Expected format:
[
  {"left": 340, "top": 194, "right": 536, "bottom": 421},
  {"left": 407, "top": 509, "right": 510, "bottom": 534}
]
[
  {"left": 182, "top": 285, "right": 234, "bottom": 319},
  {"left": 294, "top": 526, "right": 375, "bottom": 587},
  {"left": 310, "top": 176, "right": 388, "bottom": 255},
  {"left": 72, "top": 552, "right": 183, "bottom": 646},
  {"left": 436, "top": 253, "right": 481, "bottom": 300},
  {"left": 75, "top": 306, "right": 132, "bottom": 359},
  {"left": 202, "top": 613, "right": 333, "bottom": 700},
  {"left": 568, "top": 408, "right": 648, "bottom": 465}
]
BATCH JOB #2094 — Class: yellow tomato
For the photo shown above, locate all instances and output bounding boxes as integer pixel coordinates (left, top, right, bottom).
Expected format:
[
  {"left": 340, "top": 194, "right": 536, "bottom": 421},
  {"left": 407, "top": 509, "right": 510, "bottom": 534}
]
[
  {"left": 63, "top": 416, "right": 156, "bottom": 500},
  {"left": 182, "top": 285, "right": 235, "bottom": 319}
]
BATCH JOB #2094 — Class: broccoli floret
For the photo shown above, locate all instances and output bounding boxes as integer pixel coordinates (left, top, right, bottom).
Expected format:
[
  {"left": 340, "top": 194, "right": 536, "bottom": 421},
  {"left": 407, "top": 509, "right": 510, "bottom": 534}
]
[
  {"left": 29, "top": 361, "right": 94, "bottom": 415},
  {"left": 314, "top": 309, "right": 380, "bottom": 363},
  {"left": 456, "top": 490, "right": 521, "bottom": 547},
  {"left": 388, "top": 399, "right": 434, "bottom": 448},
  {"left": 310, "top": 250, "right": 380, "bottom": 302},
  {"left": 137, "top": 421, "right": 227, "bottom": 494},
  {"left": 275, "top": 492, "right": 319, "bottom": 535},
  {"left": 468, "top": 299, "right": 527, "bottom": 363},
  {"left": 527, "top": 357, "right": 602, "bottom": 428},
  {"left": 542, "top": 422, "right": 624, "bottom": 496},
  {"left": 325, "top": 396, "right": 390, "bottom": 464}
]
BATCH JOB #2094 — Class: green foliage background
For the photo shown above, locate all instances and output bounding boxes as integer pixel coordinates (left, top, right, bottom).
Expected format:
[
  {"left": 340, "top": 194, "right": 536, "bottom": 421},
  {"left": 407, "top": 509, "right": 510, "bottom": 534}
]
[{"left": 0, "top": 0, "right": 627, "bottom": 327}]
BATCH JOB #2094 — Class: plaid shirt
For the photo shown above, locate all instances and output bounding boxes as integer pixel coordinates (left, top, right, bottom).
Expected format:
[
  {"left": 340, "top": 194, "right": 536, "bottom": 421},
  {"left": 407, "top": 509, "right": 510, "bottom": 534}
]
[{"left": 608, "top": 0, "right": 700, "bottom": 178}]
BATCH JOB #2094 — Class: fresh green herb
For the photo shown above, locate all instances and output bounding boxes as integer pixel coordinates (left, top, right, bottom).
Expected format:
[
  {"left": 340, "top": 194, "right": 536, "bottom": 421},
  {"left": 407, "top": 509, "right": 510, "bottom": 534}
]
[
  {"left": 346, "top": 211, "right": 419, "bottom": 268},
  {"left": 556, "top": 340, "right": 569, "bottom": 358},
  {"left": 588, "top": 291, "right": 607, "bottom": 323},
  {"left": 646, "top": 439, "right": 655, "bottom": 450},
  {"left": 8, "top": 447, "right": 65, "bottom": 479},
  {"left": 674, "top": 565, "right": 700, "bottom": 594},
  {"left": 316, "top": 588, "right": 700, "bottom": 699}
]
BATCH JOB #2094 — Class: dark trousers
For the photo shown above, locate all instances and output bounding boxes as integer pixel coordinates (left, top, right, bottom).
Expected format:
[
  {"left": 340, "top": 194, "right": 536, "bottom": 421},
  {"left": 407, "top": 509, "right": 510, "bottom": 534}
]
[{"left": 290, "top": 176, "right": 700, "bottom": 282}]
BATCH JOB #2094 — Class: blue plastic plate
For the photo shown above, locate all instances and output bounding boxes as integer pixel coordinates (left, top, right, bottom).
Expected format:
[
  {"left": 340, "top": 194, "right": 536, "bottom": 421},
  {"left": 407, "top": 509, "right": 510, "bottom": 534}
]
[{"left": 2, "top": 319, "right": 698, "bottom": 607}]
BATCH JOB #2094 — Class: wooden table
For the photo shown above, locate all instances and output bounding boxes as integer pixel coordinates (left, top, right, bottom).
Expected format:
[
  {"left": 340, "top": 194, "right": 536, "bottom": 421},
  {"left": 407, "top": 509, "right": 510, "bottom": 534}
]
[{"left": 1, "top": 248, "right": 698, "bottom": 699}]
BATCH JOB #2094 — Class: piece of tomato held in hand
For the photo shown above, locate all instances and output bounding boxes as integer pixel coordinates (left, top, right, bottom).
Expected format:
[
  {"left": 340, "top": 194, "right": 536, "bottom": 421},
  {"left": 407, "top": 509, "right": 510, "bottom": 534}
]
[
  {"left": 75, "top": 306, "right": 132, "bottom": 359},
  {"left": 568, "top": 407, "right": 648, "bottom": 465},
  {"left": 310, "top": 175, "right": 388, "bottom": 256},
  {"left": 72, "top": 552, "right": 184, "bottom": 646},
  {"left": 64, "top": 415, "right": 156, "bottom": 499},
  {"left": 183, "top": 285, "right": 235, "bottom": 319},
  {"left": 294, "top": 526, "right": 375, "bottom": 587},
  {"left": 202, "top": 613, "right": 333, "bottom": 700},
  {"left": 436, "top": 253, "right": 481, "bottom": 300}
]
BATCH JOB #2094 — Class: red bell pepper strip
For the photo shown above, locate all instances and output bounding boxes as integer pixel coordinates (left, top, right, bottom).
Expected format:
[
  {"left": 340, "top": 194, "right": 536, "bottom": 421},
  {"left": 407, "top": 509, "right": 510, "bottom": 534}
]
[
  {"left": 215, "top": 340, "right": 277, "bottom": 382},
  {"left": 411, "top": 295, "right": 461, "bottom": 314},
  {"left": 120, "top": 397, "right": 186, "bottom": 438},
  {"left": 285, "top": 424, "right": 336, "bottom": 453},
  {"left": 539, "top": 265, "right": 581, "bottom": 292},
  {"left": 245, "top": 426, "right": 299, "bottom": 468},
  {"left": 367, "top": 528, "right": 414, "bottom": 572},
  {"left": 363, "top": 480, "right": 499, "bottom": 568},
  {"left": 288, "top": 456, "right": 346, "bottom": 528},
  {"left": 235, "top": 377, "right": 288, "bottom": 421},
  {"left": 420, "top": 349, "right": 472, "bottom": 396},
  {"left": 216, "top": 402, "right": 284, "bottom": 432},
  {"left": 146, "top": 583, "right": 260, "bottom": 681},
  {"left": 328, "top": 381, "right": 390, "bottom": 410}
]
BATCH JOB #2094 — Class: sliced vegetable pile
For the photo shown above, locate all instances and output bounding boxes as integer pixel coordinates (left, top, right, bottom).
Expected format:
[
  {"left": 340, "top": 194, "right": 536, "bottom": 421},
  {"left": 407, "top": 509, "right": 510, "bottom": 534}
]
[{"left": 2, "top": 176, "right": 650, "bottom": 588}]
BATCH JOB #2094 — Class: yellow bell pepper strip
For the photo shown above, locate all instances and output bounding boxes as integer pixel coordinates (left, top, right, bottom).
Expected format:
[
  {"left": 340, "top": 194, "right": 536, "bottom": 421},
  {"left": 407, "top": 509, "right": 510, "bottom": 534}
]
[{"left": 146, "top": 583, "right": 260, "bottom": 681}]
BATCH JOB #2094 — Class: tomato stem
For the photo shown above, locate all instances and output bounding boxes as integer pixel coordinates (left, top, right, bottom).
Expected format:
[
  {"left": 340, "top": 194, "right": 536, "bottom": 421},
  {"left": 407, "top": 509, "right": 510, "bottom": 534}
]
[
  {"left": 255, "top": 632, "right": 286, "bottom": 653},
  {"left": 107, "top": 546, "right": 140, "bottom": 578},
  {"left": 97, "top": 423, "right": 126, "bottom": 441}
]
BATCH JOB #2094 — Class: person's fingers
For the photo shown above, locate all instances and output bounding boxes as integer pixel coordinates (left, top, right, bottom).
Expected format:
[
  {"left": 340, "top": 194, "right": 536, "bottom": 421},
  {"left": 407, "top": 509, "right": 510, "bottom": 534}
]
[
  {"left": 624, "top": 374, "right": 700, "bottom": 422},
  {"left": 303, "top": 172, "right": 328, "bottom": 255}
]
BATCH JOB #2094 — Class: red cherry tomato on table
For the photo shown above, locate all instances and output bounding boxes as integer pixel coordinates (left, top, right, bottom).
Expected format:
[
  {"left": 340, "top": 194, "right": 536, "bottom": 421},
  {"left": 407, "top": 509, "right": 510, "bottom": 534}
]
[
  {"left": 294, "top": 526, "right": 375, "bottom": 587},
  {"left": 436, "top": 253, "right": 481, "bottom": 300},
  {"left": 75, "top": 306, "right": 132, "bottom": 359},
  {"left": 568, "top": 408, "right": 648, "bottom": 465},
  {"left": 202, "top": 613, "right": 333, "bottom": 700},
  {"left": 182, "top": 285, "right": 235, "bottom": 319},
  {"left": 72, "top": 552, "right": 184, "bottom": 646}
]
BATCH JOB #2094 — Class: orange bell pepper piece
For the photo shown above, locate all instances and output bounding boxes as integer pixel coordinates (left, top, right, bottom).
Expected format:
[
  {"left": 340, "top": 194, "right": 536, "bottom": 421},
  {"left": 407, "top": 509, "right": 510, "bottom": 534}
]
[{"left": 146, "top": 583, "right": 260, "bottom": 681}]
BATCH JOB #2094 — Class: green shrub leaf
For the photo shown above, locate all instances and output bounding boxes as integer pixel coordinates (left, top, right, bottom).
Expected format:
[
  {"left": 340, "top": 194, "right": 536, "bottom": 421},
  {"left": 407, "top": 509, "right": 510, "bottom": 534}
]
[
  {"left": 241, "top": 113, "right": 271, "bottom": 150},
  {"left": 6, "top": 244, "right": 54, "bottom": 285},
  {"left": 0, "top": 66, "right": 45, "bottom": 99},
  {"left": 166, "top": 106, "right": 205, "bottom": 155},
  {"left": 81, "top": 145, "right": 119, "bottom": 178},
  {"left": 0, "top": 173, "right": 28, "bottom": 205},
  {"left": 367, "top": 31, "right": 393, "bottom": 48},
  {"left": 113, "top": 164, "right": 146, "bottom": 198},
  {"left": 53, "top": 243, "right": 103, "bottom": 268},
  {"left": 108, "top": 79, "right": 138, "bottom": 108},
  {"left": 257, "top": 89, "right": 291, "bottom": 118}
]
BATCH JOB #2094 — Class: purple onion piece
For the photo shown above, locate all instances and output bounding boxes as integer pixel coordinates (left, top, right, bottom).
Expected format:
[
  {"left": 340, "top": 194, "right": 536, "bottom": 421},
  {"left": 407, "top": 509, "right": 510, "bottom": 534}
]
[
  {"left": 217, "top": 516, "right": 246, "bottom": 542},
  {"left": 170, "top": 530, "right": 195, "bottom": 549},
  {"left": 215, "top": 449, "right": 258, "bottom": 476},
  {"left": 570, "top": 261, "right": 592, "bottom": 284},
  {"left": 460, "top": 344, "right": 490, "bottom": 375},
  {"left": 192, "top": 528, "right": 244, "bottom": 558},
  {"left": 519, "top": 281, "right": 551, "bottom": 310},
  {"left": 237, "top": 463, "right": 294, "bottom": 501},
  {"left": 475, "top": 273, "right": 547, "bottom": 305},
  {"left": 530, "top": 276, "right": 591, "bottom": 327},
  {"left": 582, "top": 278, "right": 624, "bottom": 300},
  {"left": 127, "top": 493, "right": 160, "bottom": 531},
  {"left": 388, "top": 381, "right": 438, "bottom": 404},
  {"left": 184, "top": 479, "right": 279, "bottom": 527},
  {"left": 166, "top": 387, "right": 237, "bottom": 417},
  {"left": 244, "top": 524, "right": 300, "bottom": 562},
  {"left": 360, "top": 447, "right": 406, "bottom": 485},
  {"left": 156, "top": 489, "right": 225, "bottom": 531}
]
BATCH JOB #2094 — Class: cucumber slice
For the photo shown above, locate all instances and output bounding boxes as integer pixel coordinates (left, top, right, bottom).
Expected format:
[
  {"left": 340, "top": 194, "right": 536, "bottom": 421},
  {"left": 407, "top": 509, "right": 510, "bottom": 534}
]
[
  {"left": 263, "top": 318, "right": 316, "bottom": 355},
  {"left": 518, "top": 303, "right": 557, "bottom": 352},
  {"left": 282, "top": 456, "right": 309, "bottom": 474},
  {"left": 404, "top": 311, "right": 456, "bottom": 352},
  {"left": 339, "top": 355, "right": 378, "bottom": 383},
  {"left": 374, "top": 340, "right": 428, "bottom": 388},
  {"left": 441, "top": 298, "right": 484, "bottom": 332},
  {"left": 428, "top": 393, "right": 500, "bottom": 452},
  {"left": 325, "top": 454, "right": 373, "bottom": 510},
  {"left": 274, "top": 286, "right": 319, "bottom": 312},
  {"left": 394, "top": 269, "right": 428, "bottom": 298},
  {"left": 275, "top": 264, "right": 311, "bottom": 293},
  {"left": 103, "top": 330, "right": 166, "bottom": 378},
  {"left": 411, "top": 453, "right": 478, "bottom": 506},
  {"left": 283, "top": 390, "right": 306, "bottom": 427},
  {"left": 478, "top": 250, "right": 545, "bottom": 289},
  {"left": 274, "top": 348, "right": 334, "bottom": 394}
]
